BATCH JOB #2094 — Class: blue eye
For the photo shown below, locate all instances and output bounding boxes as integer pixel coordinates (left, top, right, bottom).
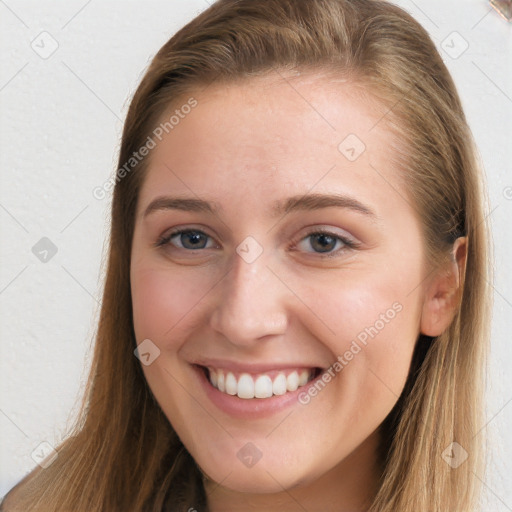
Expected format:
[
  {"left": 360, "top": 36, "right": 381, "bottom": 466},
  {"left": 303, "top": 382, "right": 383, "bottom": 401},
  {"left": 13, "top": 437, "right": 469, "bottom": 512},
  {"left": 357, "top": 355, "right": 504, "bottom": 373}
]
[
  {"left": 295, "top": 231, "right": 356, "bottom": 257},
  {"left": 156, "top": 229, "right": 214, "bottom": 250},
  {"left": 156, "top": 228, "right": 357, "bottom": 258}
]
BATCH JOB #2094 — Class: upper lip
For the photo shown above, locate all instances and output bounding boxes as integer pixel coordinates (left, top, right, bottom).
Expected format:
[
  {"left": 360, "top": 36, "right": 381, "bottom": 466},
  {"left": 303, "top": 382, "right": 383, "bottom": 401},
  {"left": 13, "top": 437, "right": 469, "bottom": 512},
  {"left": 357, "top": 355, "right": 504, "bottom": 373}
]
[{"left": 193, "top": 358, "right": 324, "bottom": 374}]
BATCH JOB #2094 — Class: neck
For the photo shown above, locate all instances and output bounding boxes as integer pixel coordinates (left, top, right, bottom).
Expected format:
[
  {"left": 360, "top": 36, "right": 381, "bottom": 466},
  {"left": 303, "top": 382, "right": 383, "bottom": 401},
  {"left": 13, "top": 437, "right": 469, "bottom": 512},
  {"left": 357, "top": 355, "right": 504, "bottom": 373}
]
[{"left": 204, "top": 429, "right": 382, "bottom": 512}]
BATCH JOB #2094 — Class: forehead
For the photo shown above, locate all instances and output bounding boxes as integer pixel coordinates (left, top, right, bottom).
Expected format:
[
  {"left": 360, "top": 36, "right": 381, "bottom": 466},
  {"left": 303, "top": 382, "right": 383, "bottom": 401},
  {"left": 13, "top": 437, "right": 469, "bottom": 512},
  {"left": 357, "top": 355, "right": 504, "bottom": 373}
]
[{"left": 136, "top": 72, "right": 409, "bottom": 220}]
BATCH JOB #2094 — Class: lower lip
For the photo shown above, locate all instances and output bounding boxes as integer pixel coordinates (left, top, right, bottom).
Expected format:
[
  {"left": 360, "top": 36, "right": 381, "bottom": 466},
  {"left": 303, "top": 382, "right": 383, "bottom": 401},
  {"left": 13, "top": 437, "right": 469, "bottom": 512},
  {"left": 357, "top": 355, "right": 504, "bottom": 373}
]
[{"left": 193, "top": 365, "right": 322, "bottom": 419}]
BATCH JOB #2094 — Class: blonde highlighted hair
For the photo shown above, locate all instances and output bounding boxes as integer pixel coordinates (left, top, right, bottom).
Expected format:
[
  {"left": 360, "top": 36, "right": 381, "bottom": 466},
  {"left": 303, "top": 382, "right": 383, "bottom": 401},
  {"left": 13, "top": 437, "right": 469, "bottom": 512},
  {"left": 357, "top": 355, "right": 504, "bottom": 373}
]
[{"left": 3, "top": 0, "right": 491, "bottom": 510}]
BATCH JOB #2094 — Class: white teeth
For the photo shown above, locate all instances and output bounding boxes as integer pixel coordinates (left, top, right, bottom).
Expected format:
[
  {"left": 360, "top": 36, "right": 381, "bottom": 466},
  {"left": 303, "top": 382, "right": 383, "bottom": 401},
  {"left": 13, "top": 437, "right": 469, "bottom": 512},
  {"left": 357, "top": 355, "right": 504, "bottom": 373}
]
[
  {"left": 298, "top": 369, "right": 309, "bottom": 386},
  {"left": 225, "top": 372, "right": 237, "bottom": 395},
  {"left": 254, "top": 375, "right": 273, "bottom": 398},
  {"left": 207, "top": 367, "right": 315, "bottom": 399},
  {"left": 217, "top": 372, "right": 225, "bottom": 393},
  {"left": 210, "top": 369, "right": 218, "bottom": 388},
  {"left": 237, "top": 373, "right": 254, "bottom": 399},
  {"left": 286, "top": 371, "right": 299, "bottom": 391},
  {"left": 272, "top": 373, "right": 287, "bottom": 395}
]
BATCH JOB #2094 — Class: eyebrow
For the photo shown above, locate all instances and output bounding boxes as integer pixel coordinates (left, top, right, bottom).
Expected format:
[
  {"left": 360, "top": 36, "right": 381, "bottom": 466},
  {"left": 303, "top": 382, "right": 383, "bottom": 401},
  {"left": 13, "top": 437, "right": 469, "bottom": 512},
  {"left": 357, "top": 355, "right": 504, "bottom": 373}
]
[
  {"left": 272, "top": 193, "right": 376, "bottom": 218},
  {"left": 143, "top": 197, "right": 219, "bottom": 217},
  {"left": 142, "top": 193, "right": 376, "bottom": 219}
]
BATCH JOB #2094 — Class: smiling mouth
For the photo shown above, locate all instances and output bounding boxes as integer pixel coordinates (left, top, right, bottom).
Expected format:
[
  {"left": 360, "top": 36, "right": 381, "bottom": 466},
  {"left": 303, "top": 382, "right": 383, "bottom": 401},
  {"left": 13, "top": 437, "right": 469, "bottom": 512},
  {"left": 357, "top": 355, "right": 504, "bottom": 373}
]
[{"left": 199, "top": 366, "right": 322, "bottom": 399}]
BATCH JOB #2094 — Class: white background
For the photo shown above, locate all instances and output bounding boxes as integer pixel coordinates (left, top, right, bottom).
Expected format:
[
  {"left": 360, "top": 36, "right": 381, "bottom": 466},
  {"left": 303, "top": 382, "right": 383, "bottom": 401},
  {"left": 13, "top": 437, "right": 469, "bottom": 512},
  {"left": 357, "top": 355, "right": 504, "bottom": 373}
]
[{"left": 1, "top": 0, "right": 511, "bottom": 509}]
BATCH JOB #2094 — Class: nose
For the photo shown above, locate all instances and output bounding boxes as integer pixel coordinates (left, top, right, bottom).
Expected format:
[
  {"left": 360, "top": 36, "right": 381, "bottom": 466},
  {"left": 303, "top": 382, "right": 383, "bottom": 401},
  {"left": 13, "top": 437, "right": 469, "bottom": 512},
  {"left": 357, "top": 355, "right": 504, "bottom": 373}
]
[{"left": 209, "top": 249, "right": 288, "bottom": 347}]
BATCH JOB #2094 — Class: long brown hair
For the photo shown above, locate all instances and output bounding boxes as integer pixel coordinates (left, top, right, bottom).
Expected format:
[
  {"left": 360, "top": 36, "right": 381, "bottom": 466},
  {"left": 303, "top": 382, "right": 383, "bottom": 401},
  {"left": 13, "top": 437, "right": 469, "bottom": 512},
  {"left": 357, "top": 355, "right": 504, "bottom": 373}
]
[{"left": 3, "top": 0, "right": 491, "bottom": 510}]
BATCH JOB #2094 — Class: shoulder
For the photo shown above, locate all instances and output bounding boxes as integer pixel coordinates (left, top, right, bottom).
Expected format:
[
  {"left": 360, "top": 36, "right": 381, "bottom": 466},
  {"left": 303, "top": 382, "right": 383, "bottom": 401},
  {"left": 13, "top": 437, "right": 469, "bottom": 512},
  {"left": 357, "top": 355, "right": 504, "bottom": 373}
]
[
  {"left": 1, "top": 486, "right": 20, "bottom": 511},
  {"left": 0, "top": 466, "right": 44, "bottom": 511}
]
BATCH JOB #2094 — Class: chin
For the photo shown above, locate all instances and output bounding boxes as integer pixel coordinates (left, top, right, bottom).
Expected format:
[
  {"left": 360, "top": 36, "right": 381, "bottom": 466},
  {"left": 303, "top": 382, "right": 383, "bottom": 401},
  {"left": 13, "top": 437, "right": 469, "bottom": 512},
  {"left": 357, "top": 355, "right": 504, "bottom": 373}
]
[
  {"left": 194, "top": 442, "right": 323, "bottom": 495},
  {"left": 202, "top": 463, "right": 310, "bottom": 494}
]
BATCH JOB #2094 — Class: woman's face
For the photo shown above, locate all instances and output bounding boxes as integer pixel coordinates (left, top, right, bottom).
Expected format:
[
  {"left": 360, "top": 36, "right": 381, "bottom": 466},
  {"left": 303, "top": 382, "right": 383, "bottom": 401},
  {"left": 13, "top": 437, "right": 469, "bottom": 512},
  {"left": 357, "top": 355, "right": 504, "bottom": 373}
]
[{"left": 130, "top": 72, "right": 429, "bottom": 500}]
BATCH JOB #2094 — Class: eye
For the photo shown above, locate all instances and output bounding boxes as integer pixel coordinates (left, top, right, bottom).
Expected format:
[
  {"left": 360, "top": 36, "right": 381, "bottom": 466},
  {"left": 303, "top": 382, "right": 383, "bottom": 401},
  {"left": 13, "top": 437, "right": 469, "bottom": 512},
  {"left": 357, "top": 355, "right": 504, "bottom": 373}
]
[
  {"left": 156, "top": 229, "right": 216, "bottom": 251},
  {"left": 293, "top": 229, "right": 357, "bottom": 258},
  {"left": 155, "top": 227, "right": 358, "bottom": 258}
]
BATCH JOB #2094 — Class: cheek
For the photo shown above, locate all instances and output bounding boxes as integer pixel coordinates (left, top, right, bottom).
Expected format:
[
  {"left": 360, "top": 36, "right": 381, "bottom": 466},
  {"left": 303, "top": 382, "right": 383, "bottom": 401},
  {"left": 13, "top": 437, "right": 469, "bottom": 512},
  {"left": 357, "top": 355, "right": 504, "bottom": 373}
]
[
  {"left": 302, "top": 271, "right": 421, "bottom": 398},
  {"left": 305, "top": 267, "right": 420, "bottom": 342},
  {"left": 299, "top": 283, "right": 419, "bottom": 457},
  {"left": 130, "top": 264, "right": 211, "bottom": 431},
  {"left": 130, "top": 264, "right": 210, "bottom": 342}
]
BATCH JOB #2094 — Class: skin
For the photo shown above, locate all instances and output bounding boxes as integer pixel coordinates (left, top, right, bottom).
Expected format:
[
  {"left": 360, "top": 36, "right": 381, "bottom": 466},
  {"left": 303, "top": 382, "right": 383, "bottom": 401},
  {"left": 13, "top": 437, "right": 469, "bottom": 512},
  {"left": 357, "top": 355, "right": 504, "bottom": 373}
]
[{"left": 130, "top": 71, "right": 465, "bottom": 512}]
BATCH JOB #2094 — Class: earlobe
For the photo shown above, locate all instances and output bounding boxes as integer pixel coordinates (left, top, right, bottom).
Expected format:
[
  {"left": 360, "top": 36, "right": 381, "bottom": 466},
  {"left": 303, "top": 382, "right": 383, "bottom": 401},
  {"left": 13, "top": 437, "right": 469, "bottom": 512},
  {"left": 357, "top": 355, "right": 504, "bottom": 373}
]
[{"left": 420, "top": 237, "right": 468, "bottom": 337}]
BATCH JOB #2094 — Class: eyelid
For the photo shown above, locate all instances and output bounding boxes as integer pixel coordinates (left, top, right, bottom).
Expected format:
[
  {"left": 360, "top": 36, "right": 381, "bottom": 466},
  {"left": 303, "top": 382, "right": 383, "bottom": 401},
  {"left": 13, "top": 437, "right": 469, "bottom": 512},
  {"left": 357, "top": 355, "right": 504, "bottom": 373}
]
[
  {"left": 294, "top": 226, "right": 356, "bottom": 243},
  {"left": 155, "top": 227, "right": 219, "bottom": 250},
  {"left": 289, "top": 227, "right": 359, "bottom": 258}
]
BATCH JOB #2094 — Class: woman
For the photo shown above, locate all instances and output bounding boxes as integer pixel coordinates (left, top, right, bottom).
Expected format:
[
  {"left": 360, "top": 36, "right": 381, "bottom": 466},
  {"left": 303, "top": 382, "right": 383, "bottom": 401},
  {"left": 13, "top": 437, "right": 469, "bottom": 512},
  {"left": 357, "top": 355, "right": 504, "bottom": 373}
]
[{"left": 2, "top": 0, "right": 491, "bottom": 510}]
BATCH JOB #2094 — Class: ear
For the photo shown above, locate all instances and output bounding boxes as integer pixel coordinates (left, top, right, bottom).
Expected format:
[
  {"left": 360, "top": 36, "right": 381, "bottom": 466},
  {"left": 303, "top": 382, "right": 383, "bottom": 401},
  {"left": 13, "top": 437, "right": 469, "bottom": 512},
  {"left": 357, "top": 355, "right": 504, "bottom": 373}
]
[{"left": 420, "top": 237, "right": 467, "bottom": 337}]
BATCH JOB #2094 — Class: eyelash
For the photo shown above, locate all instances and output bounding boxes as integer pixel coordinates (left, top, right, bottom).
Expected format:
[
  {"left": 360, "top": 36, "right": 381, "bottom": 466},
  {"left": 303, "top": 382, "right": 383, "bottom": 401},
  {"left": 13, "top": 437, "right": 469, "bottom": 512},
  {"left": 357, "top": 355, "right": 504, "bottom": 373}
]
[
  {"left": 155, "top": 228, "right": 359, "bottom": 259},
  {"left": 289, "top": 229, "right": 358, "bottom": 258}
]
